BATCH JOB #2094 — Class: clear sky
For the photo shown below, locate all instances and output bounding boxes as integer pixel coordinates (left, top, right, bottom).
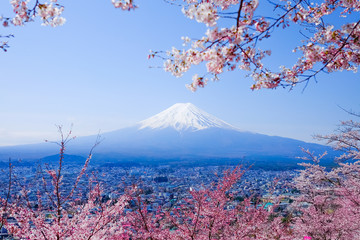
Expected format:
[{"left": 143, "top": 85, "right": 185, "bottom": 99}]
[{"left": 0, "top": 0, "right": 359, "bottom": 146}]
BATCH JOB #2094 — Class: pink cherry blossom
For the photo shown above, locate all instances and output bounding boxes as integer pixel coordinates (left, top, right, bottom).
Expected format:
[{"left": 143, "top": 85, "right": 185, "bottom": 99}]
[{"left": 151, "top": 0, "right": 360, "bottom": 90}]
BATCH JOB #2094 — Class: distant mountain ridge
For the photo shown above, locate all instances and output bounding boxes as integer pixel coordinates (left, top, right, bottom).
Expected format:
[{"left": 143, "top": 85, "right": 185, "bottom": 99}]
[{"left": 0, "top": 103, "right": 336, "bottom": 169}]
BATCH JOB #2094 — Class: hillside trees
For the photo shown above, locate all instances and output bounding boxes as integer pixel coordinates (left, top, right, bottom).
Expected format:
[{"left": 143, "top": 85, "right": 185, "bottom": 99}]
[
  {"left": 2, "top": 0, "right": 359, "bottom": 90},
  {"left": 291, "top": 119, "right": 360, "bottom": 239},
  {"left": 126, "top": 167, "right": 292, "bottom": 240},
  {"left": 3, "top": 128, "right": 130, "bottom": 239}
]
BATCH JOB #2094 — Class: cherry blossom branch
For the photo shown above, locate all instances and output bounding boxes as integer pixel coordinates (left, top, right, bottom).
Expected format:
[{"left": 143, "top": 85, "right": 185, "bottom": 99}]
[
  {"left": 64, "top": 133, "right": 102, "bottom": 203},
  {"left": 0, "top": 159, "right": 13, "bottom": 231},
  {"left": 297, "top": 19, "right": 360, "bottom": 87},
  {"left": 0, "top": 34, "right": 14, "bottom": 52},
  {"left": 236, "top": 0, "right": 244, "bottom": 28}
]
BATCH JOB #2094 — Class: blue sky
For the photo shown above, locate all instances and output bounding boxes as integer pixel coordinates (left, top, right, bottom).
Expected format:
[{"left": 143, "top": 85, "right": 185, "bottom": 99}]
[{"left": 0, "top": 0, "right": 359, "bottom": 146}]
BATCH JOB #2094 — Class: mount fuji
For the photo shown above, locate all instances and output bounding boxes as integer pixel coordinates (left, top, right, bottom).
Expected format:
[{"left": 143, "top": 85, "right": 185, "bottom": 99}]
[
  {"left": 0, "top": 103, "right": 334, "bottom": 168},
  {"left": 138, "top": 103, "right": 237, "bottom": 132}
]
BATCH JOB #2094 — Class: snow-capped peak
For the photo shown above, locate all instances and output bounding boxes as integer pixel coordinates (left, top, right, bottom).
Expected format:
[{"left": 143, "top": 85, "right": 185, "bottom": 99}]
[{"left": 138, "top": 103, "right": 238, "bottom": 132}]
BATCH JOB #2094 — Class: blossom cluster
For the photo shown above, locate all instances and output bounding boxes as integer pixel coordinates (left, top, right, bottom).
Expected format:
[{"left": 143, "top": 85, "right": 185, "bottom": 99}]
[
  {"left": 182, "top": 2, "right": 219, "bottom": 27},
  {"left": 3, "top": 0, "right": 139, "bottom": 29},
  {"left": 4, "top": 0, "right": 65, "bottom": 27},
  {"left": 111, "top": 0, "right": 137, "bottom": 11},
  {"left": 10, "top": 0, "right": 30, "bottom": 26},
  {"left": 37, "top": 1, "right": 65, "bottom": 27}
]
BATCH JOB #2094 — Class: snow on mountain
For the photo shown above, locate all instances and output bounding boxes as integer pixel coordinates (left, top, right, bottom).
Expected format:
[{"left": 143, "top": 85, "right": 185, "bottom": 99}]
[{"left": 138, "top": 103, "right": 238, "bottom": 132}]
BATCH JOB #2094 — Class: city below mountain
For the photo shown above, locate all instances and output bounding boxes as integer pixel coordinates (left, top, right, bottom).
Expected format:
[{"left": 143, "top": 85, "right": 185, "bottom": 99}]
[{"left": 0, "top": 103, "right": 335, "bottom": 169}]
